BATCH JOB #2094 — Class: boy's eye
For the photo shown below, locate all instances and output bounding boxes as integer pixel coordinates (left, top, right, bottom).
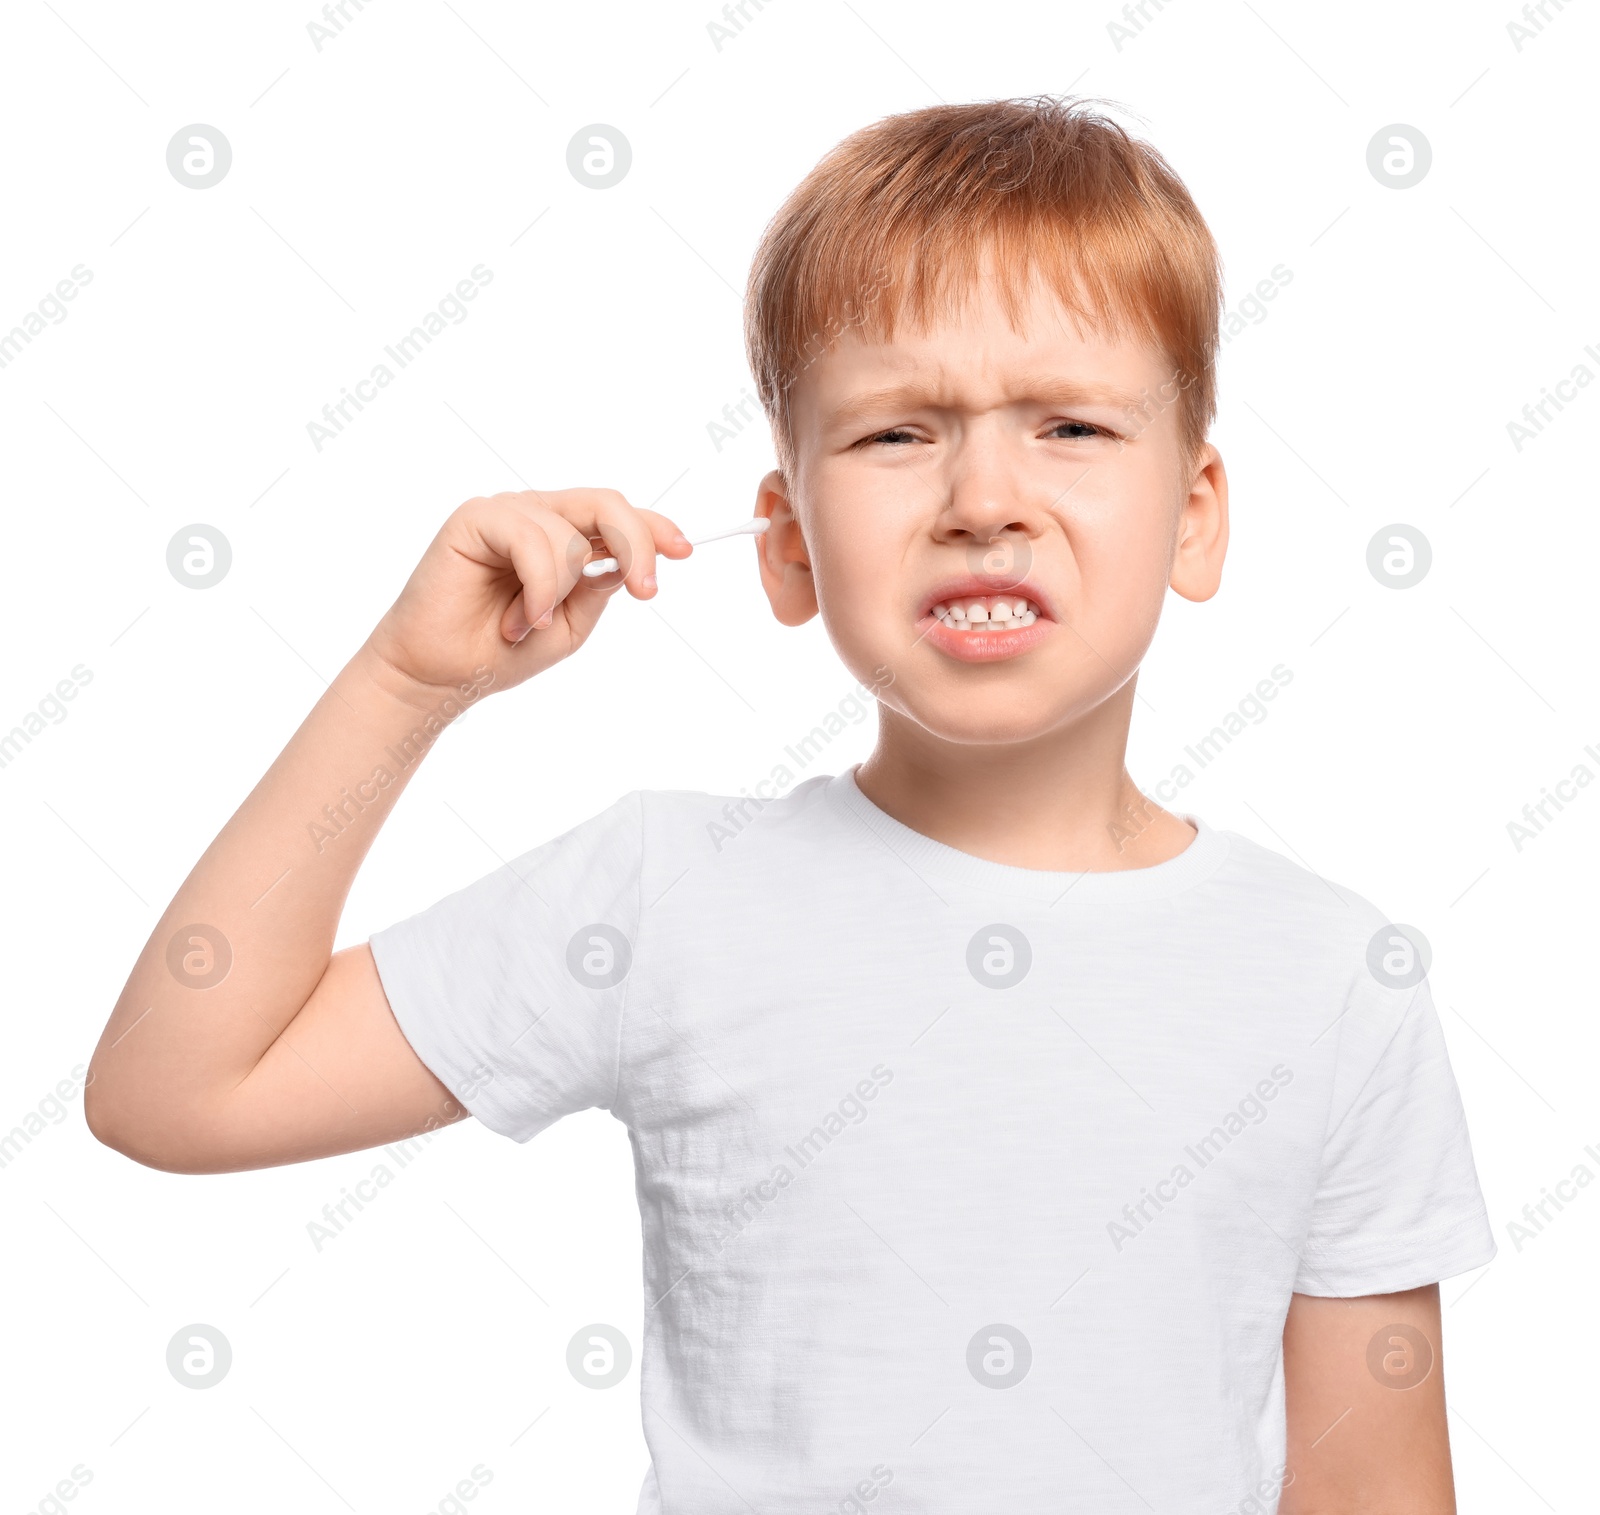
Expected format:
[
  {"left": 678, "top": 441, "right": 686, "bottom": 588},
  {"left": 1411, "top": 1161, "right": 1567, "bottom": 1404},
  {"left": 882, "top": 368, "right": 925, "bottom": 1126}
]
[
  {"left": 1049, "top": 420, "right": 1102, "bottom": 439},
  {"left": 862, "top": 427, "right": 918, "bottom": 446}
]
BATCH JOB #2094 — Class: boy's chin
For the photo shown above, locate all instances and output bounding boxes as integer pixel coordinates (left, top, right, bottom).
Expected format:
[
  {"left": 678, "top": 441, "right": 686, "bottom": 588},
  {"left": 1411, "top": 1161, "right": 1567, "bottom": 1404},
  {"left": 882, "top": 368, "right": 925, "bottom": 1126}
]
[{"left": 894, "top": 692, "right": 1069, "bottom": 749}]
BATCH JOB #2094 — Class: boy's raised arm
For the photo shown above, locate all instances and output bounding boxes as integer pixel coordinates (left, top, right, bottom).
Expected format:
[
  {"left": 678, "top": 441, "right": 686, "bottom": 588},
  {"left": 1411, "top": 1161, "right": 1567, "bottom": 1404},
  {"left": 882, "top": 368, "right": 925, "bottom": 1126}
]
[{"left": 85, "top": 489, "right": 688, "bottom": 1174}]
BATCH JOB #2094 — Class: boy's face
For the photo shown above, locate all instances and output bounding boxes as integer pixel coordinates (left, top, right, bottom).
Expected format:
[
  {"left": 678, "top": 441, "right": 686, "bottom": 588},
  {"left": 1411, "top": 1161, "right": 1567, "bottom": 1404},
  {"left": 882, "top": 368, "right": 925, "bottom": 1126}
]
[{"left": 756, "top": 263, "right": 1228, "bottom": 747}]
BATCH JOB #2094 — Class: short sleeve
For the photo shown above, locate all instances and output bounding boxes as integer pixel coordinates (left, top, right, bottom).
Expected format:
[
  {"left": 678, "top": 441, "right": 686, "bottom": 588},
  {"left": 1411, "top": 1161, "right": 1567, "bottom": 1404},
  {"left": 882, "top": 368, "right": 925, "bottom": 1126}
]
[
  {"left": 368, "top": 790, "right": 643, "bottom": 1143},
  {"left": 1295, "top": 967, "right": 1496, "bottom": 1296}
]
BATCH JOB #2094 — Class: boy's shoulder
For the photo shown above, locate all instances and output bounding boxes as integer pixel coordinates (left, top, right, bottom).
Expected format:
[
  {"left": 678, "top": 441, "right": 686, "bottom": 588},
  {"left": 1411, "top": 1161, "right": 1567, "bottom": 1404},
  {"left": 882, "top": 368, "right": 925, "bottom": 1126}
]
[
  {"left": 634, "top": 773, "right": 837, "bottom": 840},
  {"left": 1203, "top": 821, "right": 1409, "bottom": 970},
  {"left": 537, "top": 776, "right": 837, "bottom": 886},
  {"left": 615, "top": 774, "right": 841, "bottom": 883}
]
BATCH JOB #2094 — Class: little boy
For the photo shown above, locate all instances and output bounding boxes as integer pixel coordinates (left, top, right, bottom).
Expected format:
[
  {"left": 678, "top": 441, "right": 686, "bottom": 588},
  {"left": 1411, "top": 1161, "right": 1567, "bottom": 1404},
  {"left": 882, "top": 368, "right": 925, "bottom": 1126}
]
[{"left": 89, "top": 97, "right": 1494, "bottom": 1512}]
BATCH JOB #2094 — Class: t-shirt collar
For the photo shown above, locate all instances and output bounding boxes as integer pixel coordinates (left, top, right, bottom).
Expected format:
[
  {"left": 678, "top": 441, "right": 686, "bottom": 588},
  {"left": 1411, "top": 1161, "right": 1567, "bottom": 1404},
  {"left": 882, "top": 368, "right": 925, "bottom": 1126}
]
[{"left": 824, "top": 763, "right": 1231, "bottom": 904}]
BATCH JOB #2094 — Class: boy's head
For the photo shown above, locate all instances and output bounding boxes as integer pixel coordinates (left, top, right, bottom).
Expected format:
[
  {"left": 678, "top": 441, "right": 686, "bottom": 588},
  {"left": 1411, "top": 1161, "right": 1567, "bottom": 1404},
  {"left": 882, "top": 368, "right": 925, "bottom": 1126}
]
[{"left": 744, "top": 97, "right": 1230, "bottom": 749}]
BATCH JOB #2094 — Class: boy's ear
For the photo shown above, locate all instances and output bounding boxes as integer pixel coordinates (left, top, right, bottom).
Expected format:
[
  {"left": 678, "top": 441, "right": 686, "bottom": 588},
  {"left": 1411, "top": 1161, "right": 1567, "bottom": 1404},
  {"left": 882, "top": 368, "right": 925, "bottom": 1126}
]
[
  {"left": 754, "top": 469, "right": 818, "bottom": 626},
  {"left": 1169, "top": 443, "right": 1229, "bottom": 604}
]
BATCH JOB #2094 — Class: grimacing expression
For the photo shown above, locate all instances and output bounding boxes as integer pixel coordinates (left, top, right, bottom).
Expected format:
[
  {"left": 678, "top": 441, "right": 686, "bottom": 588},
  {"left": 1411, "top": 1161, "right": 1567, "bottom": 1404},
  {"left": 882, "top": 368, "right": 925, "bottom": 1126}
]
[{"left": 760, "top": 266, "right": 1226, "bottom": 747}]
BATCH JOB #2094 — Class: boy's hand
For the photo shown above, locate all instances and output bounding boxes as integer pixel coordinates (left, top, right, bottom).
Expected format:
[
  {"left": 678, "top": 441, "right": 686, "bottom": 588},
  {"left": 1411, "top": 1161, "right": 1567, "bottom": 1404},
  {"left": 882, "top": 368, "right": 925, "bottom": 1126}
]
[{"left": 365, "top": 488, "right": 692, "bottom": 700}]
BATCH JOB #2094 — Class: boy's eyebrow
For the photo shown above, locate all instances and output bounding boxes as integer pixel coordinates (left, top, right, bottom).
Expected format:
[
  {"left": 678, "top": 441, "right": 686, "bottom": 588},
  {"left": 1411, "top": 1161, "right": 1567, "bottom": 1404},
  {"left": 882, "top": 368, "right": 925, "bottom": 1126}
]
[{"left": 827, "top": 376, "right": 1156, "bottom": 424}]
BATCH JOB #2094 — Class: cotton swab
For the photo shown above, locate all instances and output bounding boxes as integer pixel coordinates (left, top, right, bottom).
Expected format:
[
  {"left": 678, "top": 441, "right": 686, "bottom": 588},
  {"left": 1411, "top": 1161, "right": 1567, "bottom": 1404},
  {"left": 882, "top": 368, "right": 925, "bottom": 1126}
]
[{"left": 580, "top": 517, "right": 769, "bottom": 578}]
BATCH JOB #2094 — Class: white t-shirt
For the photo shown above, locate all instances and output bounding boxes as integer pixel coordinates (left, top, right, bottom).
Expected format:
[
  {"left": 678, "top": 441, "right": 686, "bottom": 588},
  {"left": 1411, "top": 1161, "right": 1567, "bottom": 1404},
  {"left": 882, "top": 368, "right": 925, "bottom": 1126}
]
[{"left": 369, "top": 768, "right": 1495, "bottom": 1513}]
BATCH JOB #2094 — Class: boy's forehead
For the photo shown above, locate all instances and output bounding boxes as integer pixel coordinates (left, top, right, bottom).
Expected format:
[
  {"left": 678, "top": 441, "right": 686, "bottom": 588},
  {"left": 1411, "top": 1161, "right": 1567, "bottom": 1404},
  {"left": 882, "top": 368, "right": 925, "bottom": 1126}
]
[{"left": 791, "top": 275, "right": 1169, "bottom": 430}]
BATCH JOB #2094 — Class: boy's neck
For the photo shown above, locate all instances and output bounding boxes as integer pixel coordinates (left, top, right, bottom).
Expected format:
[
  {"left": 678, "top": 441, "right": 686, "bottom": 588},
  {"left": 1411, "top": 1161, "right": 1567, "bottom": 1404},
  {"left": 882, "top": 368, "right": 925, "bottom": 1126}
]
[{"left": 854, "top": 686, "right": 1195, "bottom": 874}]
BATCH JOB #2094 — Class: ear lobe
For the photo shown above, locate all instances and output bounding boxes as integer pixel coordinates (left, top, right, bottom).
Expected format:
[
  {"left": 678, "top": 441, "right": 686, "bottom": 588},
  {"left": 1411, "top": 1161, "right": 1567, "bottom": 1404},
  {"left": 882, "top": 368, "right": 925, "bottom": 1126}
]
[{"left": 755, "top": 470, "right": 819, "bottom": 626}]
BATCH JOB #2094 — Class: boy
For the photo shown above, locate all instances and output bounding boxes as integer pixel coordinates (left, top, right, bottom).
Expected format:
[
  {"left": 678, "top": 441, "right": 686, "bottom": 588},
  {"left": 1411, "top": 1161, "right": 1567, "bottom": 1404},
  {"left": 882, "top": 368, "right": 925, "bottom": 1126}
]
[{"left": 88, "top": 97, "right": 1494, "bottom": 1512}]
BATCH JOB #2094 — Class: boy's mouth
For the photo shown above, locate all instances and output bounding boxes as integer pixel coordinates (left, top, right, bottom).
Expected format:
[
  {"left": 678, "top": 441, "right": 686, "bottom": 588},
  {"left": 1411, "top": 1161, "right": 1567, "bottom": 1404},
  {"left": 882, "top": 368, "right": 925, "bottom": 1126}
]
[
  {"left": 915, "top": 577, "right": 1057, "bottom": 661},
  {"left": 917, "top": 577, "right": 1056, "bottom": 628}
]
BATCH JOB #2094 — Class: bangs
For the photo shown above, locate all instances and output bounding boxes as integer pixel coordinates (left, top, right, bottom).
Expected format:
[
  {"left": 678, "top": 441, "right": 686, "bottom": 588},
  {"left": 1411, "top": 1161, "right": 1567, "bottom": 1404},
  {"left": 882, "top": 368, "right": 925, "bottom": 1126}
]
[{"left": 744, "top": 96, "right": 1223, "bottom": 472}]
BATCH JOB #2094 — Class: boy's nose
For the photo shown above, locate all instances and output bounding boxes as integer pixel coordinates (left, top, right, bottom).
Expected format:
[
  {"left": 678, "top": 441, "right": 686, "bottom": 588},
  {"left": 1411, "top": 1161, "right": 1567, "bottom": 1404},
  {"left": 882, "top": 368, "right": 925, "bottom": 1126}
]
[{"left": 932, "top": 448, "right": 1045, "bottom": 576}]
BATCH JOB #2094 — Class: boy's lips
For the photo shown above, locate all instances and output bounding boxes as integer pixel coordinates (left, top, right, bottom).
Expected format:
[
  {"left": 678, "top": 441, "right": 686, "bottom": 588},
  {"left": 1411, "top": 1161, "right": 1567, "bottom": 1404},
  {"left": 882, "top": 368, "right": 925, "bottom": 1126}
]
[{"left": 914, "top": 575, "right": 1057, "bottom": 663}]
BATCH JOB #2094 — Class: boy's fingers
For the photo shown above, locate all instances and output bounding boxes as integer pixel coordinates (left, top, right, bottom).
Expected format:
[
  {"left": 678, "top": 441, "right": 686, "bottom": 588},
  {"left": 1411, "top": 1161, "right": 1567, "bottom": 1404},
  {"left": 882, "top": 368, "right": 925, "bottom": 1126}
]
[
  {"left": 637, "top": 508, "right": 695, "bottom": 559},
  {"left": 471, "top": 491, "right": 688, "bottom": 645},
  {"left": 475, "top": 505, "right": 559, "bottom": 643},
  {"left": 587, "top": 490, "right": 664, "bottom": 597}
]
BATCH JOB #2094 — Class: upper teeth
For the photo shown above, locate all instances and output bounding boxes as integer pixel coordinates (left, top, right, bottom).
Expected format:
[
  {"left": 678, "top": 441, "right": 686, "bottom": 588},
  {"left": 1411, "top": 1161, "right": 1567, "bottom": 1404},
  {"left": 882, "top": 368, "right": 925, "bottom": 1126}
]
[{"left": 930, "top": 595, "right": 1039, "bottom": 631}]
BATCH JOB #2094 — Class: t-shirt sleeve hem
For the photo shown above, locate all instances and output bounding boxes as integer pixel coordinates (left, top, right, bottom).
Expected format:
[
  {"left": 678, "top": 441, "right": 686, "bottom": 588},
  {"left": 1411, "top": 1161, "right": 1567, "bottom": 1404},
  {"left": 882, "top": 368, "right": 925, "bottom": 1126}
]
[
  {"left": 1291, "top": 1214, "right": 1498, "bottom": 1297},
  {"left": 368, "top": 925, "right": 548, "bottom": 1145}
]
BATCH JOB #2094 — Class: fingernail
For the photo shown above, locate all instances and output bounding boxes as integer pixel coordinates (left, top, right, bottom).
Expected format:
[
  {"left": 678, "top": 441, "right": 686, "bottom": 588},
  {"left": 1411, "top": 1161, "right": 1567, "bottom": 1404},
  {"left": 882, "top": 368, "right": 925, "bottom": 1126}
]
[
  {"left": 641, "top": 573, "right": 658, "bottom": 593},
  {"left": 672, "top": 533, "right": 690, "bottom": 547}
]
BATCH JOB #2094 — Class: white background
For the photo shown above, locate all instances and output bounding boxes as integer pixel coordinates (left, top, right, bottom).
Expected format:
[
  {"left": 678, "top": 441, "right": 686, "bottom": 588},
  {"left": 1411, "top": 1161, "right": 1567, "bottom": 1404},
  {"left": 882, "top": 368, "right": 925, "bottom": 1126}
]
[{"left": 1, "top": 0, "right": 1595, "bottom": 1509}]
